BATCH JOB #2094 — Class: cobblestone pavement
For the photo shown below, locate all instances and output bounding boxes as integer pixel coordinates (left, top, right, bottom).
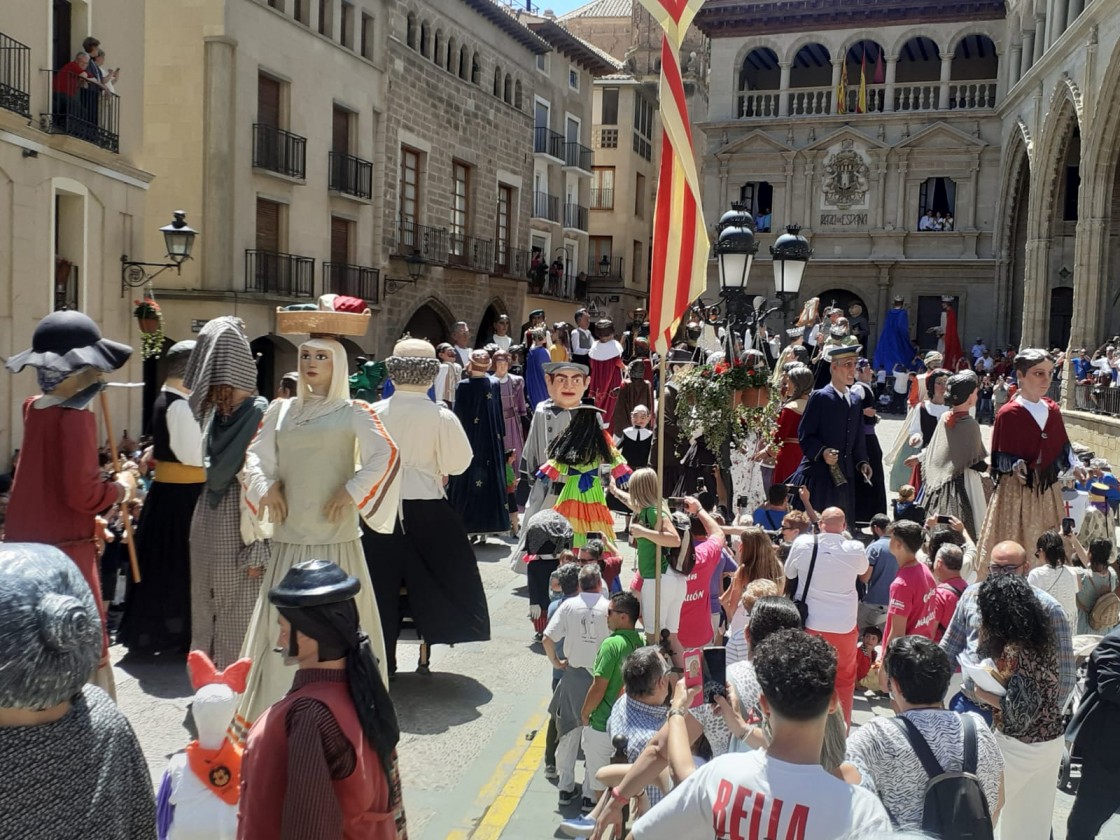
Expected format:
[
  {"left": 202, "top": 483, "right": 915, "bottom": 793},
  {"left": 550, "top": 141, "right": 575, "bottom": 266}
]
[{"left": 111, "top": 413, "right": 1120, "bottom": 839}]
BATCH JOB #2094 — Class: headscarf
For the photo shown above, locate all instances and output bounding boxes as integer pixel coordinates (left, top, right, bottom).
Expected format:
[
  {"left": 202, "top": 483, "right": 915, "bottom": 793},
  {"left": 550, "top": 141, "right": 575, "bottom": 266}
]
[
  {"left": 287, "top": 338, "right": 351, "bottom": 425},
  {"left": 0, "top": 543, "right": 101, "bottom": 710},
  {"left": 183, "top": 317, "right": 258, "bottom": 421}
]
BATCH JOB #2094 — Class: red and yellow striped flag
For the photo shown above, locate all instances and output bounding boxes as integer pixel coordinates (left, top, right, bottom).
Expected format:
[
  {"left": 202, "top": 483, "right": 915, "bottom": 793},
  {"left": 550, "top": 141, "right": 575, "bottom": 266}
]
[{"left": 637, "top": 0, "right": 710, "bottom": 356}]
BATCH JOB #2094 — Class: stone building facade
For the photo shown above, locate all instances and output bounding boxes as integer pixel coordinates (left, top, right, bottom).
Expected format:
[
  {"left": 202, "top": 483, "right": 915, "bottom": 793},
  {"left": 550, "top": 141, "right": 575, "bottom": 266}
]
[
  {"left": 0, "top": 0, "right": 153, "bottom": 463},
  {"left": 141, "top": 0, "right": 393, "bottom": 393},
  {"left": 695, "top": 1, "right": 1006, "bottom": 356},
  {"left": 377, "top": 0, "right": 546, "bottom": 355}
]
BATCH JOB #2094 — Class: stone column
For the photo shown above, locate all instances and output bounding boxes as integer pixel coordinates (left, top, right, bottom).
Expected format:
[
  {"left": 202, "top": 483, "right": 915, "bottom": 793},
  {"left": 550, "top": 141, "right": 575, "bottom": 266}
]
[
  {"left": 1022, "top": 237, "right": 1051, "bottom": 345},
  {"left": 895, "top": 153, "right": 910, "bottom": 225},
  {"left": 1069, "top": 0, "right": 1085, "bottom": 21},
  {"left": 1052, "top": 0, "right": 1068, "bottom": 48},
  {"left": 1021, "top": 30, "right": 1035, "bottom": 78},
  {"left": 1009, "top": 43, "right": 1023, "bottom": 88},
  {"left": 939, "top": 52, "right": 954, "bottom": 110},
  {"left": 884, "top": 56, "right": 898, "bottom": 112},
  {"left": 202, "top": 35, "right": 238, "bottom": 293},
  {"left": 1033, "top": 15, "right": 1046, "bottom": 63},
  {"left": 831, "top": 59, "right": 842, "bottom": 114},
  {"left": 778, "top": 61, "right": 791, "bottom": 116},
  {"left": 783, "top": 154, "right": 795, "bottom": 225}
]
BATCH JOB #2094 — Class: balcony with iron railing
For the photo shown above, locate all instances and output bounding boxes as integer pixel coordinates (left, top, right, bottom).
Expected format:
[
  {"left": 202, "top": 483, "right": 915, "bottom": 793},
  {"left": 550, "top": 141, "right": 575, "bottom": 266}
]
[
  {"left": 534, "top": 125, "right": 564, "bottom": 159},
  {"left": 396, "top": 218, "right": 449, "bottom": 263},
  {"left": 328, "top": 151, "right": 373, "bottom": 199},
  {"left": 245, "top": 249, "right": 315, "bottom": 296},
  {"left": 494, "top": 245, "right": 531, "bottom": 279},
  {"left": 253, "top": 123, "right": 307, "bottom": 179},
  {"left": 590, "top": 188, "right": 614, "bottom": 210},
  {"left": 563, "top": 202, "right": 588, "bottom": 232},
  {"left": 562, "top": 140, "right": 594, "bottom": 173},
  {"left": 532, "top": 191, "right": 561, "bottom": 224},
  {"left": 448, "top": 232, "right": 494, "bottom": 272},
  {"left": 324, "top": 262, "right": 379, "bottom": 303},
  {"left": 0, "top": 32, "right": 31, "bottom": 117},
  {"left": 589, "top": 255, "right": 625, "bottom": 281},
  {"left": 41, "top": 69, "right": 119, "bottom": 152},
  {"left": 736, "top": 79, "right": 998, "bottom": 119}
]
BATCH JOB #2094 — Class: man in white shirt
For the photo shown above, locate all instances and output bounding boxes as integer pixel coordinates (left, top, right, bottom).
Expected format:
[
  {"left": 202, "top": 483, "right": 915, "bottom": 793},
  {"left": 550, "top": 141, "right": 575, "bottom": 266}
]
[
  {"left": 571, "top": 308, "right": 593, "bottom": 367},
  {"left": 784, "top": 507, "right": 868, "bottom": 724},
  {"left": 544, "top": 563, "right": 609, "bottom": 805},
  {"left": 971, "top": 338, "right": 987, "bottom": 361},
  {"left": 433, "top": 343, "right": 462, "bottom": 407},
  {"left": 919, "top": 210, "right": 936, "bottom": 231},
  {"left": 451, "top": 321, "right": 473, "bottom": 367},
  {"left": 629, "top": 629, "right": 890, "bottom": 839}
]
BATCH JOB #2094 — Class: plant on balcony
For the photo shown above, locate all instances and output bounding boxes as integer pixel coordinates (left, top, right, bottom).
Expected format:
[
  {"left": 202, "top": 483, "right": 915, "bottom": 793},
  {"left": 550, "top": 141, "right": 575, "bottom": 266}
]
[
  {"left": 674, "top": 357, "right": 778, "bottom": 453},
  {"left": 133, "top": 297, "right": 164, "bottom": 359}
]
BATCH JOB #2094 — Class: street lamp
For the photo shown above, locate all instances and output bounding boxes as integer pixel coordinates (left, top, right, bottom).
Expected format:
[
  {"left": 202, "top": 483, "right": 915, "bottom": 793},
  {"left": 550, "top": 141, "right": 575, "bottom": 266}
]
[
  {"left": 120, "top": 210, "right": 198, "bottom": 296},
  {"left": 769, "top": 224, "right": 813, "bottom": 312},
  {"left": 385, "top": 250, "right": 426, "bottom": 295},
  {"left": 714, "top": 202, "right": 759, "bottom": 357},
  {"left": 598, "top": 254, "right": 610, "bottom": 276}
]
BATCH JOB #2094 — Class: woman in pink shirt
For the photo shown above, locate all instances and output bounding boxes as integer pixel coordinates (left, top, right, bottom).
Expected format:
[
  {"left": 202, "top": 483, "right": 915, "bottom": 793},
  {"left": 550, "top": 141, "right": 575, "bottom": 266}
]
[{"left": 670, "top": 499, "right": 728, "bottom": 650}]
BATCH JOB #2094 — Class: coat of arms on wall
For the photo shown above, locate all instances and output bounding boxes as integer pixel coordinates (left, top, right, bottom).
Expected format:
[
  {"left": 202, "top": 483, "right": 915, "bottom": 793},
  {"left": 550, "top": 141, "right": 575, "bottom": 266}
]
[{"left": 822, "top": 139, "right": 870, "bottom": 210}]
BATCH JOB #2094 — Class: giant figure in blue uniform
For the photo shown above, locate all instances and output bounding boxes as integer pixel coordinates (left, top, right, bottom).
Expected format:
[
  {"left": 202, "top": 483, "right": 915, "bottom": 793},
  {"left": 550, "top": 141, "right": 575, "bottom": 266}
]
[{"left": 792, "top": 344, "right": 873, "bottom": 524}]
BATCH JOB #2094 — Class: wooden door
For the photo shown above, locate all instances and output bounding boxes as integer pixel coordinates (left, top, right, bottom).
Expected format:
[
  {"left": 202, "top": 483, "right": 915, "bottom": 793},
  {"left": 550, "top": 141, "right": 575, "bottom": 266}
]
[
  {"left": 256, "top": 198, "right": 281, "bottom": 252},
  {"left": 331, "top": 217, "right": 351, "bottom": 265},
  {"left": 257, "top": 75, "right": 281, "bottom": 127},
  {"left": 332, "top": 107, "right": 350, "bottom": 155}
]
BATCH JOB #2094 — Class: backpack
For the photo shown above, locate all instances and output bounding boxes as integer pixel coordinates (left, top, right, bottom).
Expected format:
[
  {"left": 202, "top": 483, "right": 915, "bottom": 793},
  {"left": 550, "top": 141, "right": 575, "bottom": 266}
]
[
  {"left": 891, "top": 715, "right": 993, "bottom": 840},
  {"left": 1089, "top": 589, "right": 1120, "bottom": 631}
]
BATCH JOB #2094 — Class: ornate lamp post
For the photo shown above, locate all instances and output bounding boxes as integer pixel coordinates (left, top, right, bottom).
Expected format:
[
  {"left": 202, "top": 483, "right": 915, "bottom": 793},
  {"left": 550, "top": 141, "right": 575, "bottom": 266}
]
[
  {"left": 120, "top": 211, "right": 198, "bottom": 296},
  {"left": 713, "top": 202, "right": 759, "bottom": 358}
]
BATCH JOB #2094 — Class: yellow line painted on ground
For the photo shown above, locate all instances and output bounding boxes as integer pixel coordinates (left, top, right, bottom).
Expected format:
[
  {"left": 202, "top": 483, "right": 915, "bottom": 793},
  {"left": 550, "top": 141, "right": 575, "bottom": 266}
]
[{"left": 459, "top": 712, "right": 551, "bottom": 840}]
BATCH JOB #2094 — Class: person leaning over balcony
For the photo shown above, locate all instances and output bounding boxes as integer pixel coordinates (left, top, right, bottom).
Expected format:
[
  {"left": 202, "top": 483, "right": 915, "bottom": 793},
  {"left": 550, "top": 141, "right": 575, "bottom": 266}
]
[{"left": 52, "top": 51, "right": 92, "bottom": 126}]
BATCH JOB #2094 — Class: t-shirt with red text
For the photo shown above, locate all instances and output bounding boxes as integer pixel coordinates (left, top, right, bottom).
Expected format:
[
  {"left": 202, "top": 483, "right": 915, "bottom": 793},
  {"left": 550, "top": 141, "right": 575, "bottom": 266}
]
[
  {"left": 886, "top": 562, "right": 939, "bottom": 640},
  {"left": 676, "top": 536, "right": 725, "bottom": 649},
  {"left": 631, "top": 750, "right": 890, "bottom": 840}
]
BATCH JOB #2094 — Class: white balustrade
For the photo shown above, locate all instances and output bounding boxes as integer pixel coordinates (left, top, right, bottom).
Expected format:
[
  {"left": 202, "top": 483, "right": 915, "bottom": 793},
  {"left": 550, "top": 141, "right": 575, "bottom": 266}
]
[
  {"left": 737, "top": 90, "right": 781, "bottom": 118},
  {"left": 947, "top": 81, "right": 998, "bottom": 110},
  {"left": 732, "top": 78, "right": 998, "bottom": 118},
  {"left": 894, "top": 83, "right": 940, "bottom": 111}
]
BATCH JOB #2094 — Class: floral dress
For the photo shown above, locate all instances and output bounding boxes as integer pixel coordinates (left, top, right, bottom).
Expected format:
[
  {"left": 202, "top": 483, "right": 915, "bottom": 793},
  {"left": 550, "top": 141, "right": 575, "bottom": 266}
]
[{"left": 538, "top": 432, "right": 631, "bottom": 550}]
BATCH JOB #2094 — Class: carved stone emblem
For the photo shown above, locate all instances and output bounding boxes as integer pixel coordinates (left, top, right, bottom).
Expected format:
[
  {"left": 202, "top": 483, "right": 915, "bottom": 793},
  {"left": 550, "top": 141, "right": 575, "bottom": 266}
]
[{"left": 822, "top": 140, "right": 870, "bottom": 210}]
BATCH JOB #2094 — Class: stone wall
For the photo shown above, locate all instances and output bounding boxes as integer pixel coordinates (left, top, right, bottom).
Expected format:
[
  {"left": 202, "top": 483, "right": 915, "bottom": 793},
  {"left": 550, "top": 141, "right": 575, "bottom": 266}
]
[{"left": 1065, "top": 412, "right": 1120, "bottom": 465}]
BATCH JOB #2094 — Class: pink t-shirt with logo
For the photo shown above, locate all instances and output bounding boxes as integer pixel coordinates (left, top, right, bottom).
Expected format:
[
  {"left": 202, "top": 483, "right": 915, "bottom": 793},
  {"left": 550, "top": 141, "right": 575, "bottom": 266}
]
[
  {"left": 886, "top": 562, "right": 939, "bottom": 639},
  {"left": 676, "top": 537, "right": 724, "bottom": 649}
]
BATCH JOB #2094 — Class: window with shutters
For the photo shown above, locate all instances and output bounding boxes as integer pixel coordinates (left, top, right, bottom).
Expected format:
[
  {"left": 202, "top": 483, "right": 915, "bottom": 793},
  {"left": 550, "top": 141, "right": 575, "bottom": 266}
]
[
  {"left": 496, "top": 184, "right": 512, "bottom": 267},
  {"left": 258, "top": 74, "right": 282, "bottom": 128},
  {"left": 591, "top": 167, "right": 614, "bottom": 210},
  {"left": 256, "top": 198, "right": 282, "bottom": 252},
  {"left": 450, "top": 161, "right": 470, "bottom": 256},
  {"left": 332, "top": 106, "right": 351, "bottom": 155},
  {"left": 330, "top": 217, "right": 352, "bottom": 265},
  {"left": 399, "top": 147, "right": 420, "bottom": 228}
]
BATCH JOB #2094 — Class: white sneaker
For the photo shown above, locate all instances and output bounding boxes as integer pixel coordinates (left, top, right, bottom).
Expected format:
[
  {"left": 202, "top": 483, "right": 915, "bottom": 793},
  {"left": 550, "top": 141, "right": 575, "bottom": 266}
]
[{"left": 559, "top": 815, "right": 596, "bottom": 837}]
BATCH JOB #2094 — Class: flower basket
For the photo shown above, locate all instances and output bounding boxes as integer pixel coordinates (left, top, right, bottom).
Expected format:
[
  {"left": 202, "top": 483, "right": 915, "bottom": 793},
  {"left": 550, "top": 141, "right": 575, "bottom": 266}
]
[
  {"left": 275, "top": 307, "right": 371, "bottom": 337},
  {"left": 133, "top": 297, "right": 165, "bottom": 360},
  {"left": 137, "top": 317, "right": 160, "bottom": 334},
  {"left": 675, "top": 359, "right": 779, "bottom": 453}
]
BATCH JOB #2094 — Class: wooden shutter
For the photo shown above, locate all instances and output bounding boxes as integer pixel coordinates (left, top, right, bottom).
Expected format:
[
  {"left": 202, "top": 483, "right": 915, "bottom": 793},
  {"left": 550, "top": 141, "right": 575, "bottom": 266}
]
[
  {"left": 332, "top": 106, "right": 350, "bottom": 154},
  {"left": 258, "top": 75, "right": 281, "bottom": 128},
  {"left": 256, "top": 199, "right": 281, "bottom": 252},
  {"left": 330, "top": 217, "right": 351, "bottom": 265}
]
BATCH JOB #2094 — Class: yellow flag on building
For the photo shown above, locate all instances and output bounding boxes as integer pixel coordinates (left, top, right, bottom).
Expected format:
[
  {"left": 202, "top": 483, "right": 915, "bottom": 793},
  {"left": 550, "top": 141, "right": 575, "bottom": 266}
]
[
  {"left": 857, "top": 49, "right": 867, "bottom": 113},
  {"left": 836, "top": 60, "right": 848, "bottom": 114}
]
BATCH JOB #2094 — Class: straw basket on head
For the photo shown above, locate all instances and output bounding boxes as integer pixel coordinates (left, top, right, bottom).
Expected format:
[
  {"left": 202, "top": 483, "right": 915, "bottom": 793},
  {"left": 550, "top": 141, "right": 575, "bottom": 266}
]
[{"left": 275, "top": 307, "right": 371, "bottom": 337}]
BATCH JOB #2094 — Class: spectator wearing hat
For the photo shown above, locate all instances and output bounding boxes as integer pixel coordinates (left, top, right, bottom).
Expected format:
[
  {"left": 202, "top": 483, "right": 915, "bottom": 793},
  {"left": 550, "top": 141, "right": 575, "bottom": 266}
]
[
  {"left": 239, "top": 559, "right": 406, "bottom": 839},
  {"left": 0, "top": 543, "right": 156, "bottom": 839},
  {"left": 119, "top": 340, "right": 204, "bottom": 655},
  {"left": 4, "top": 310, "right": 136, "bottom": 695}
]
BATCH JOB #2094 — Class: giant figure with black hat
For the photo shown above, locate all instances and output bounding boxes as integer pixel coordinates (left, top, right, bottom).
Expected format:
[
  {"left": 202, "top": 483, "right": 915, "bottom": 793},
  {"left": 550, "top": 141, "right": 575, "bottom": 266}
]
[
  {"left": 790, "top": 344, "right": 873, "bottom": 524},
  {"left": 119, "top": 339, "right": 204, "bottom": 654},
  {"left": 4, "top": 310, "right": 136, "bottom": 696},
  {"left": 362, "top": 338, "right": 489, "bottom": 677},
  {"left": 238, "top": 559, "right": 407, "bottom": 840}
]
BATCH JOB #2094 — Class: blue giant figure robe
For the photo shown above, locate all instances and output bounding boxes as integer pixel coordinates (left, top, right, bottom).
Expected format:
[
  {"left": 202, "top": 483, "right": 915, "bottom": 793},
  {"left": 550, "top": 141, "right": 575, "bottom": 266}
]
[
  {"left": 873, "top": 306, "right": 912, "bottom": 373},
  {"left": 525, "top": 345, "right": 551, "bottom": 410},
  {"left": 791, "top": 384, "right": 870, "bottom": 525},
  {"left": 447, "top": 375, "right": 511, "bottom": 535}
]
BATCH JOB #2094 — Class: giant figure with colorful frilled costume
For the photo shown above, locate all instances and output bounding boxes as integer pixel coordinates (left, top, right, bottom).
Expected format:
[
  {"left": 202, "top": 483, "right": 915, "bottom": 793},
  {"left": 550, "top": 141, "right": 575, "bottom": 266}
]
[{"left": 537, "top": 405, "right": 631, "bottom": 551}]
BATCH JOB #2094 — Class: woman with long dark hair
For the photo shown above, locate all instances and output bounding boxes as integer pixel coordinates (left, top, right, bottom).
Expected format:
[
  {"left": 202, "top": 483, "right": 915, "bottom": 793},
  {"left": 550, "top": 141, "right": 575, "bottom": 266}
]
[
  {"left": 720, "top": 528, "right": 784, "bottom": 665},
  {"left": 1028, "top": 530, "right": 1078, "bottom": 630},
  {"left": 973, "top": 573, "right": 1063, "bottom": 840}
]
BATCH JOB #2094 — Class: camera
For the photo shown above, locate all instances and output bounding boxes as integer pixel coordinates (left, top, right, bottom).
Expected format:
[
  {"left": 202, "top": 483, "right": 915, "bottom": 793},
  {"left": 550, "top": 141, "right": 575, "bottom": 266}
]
[{"left": 762, "top": 529, "right": 783, "bottom": 545}]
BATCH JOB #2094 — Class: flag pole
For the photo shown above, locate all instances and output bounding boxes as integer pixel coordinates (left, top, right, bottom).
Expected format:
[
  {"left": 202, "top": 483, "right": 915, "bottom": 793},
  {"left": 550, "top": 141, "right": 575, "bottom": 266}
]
[{"left": 653, "top": 352, "right": 668, "bottom": 642}]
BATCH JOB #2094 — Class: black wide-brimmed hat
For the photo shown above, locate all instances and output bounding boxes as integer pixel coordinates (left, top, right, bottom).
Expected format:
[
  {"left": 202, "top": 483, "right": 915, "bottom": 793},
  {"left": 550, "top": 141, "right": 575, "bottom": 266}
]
[
  {"left": 6, "top": 310, "right": 132, "bottom": 375},
  {"left": 268, "top": 559, "right": 360, "bottom": 608}
]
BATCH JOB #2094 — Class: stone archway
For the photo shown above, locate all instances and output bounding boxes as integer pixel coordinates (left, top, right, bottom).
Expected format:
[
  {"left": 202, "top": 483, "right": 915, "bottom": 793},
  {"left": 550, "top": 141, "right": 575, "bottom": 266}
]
[
  {"left": 475, "top": 297, "right": 509, "bottom": 348},
  {"left": 1001, "top": 138, "right": 1031, "bottom": 349},
  {"left": 402, "top": 297, "right": 454, "bottom": 348},
  {"left": 249, "top": 334, "right": 299, "bottom": 399}
]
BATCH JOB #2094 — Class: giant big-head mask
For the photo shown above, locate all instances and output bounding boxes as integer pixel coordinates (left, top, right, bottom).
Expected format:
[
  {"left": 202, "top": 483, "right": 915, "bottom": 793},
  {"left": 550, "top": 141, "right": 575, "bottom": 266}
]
[{"left": 543, "top": 361, "right": 589, "bottom": 409}]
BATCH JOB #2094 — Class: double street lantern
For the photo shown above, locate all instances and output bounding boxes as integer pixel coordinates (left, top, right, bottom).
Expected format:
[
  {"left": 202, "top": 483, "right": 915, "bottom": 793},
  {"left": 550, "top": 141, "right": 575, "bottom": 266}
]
[
  {"left": 769, "top": 224, "right": 813, "bottom": 309},
  {"left": 715, "top": 202, "right": 758, "bottom": 292}
]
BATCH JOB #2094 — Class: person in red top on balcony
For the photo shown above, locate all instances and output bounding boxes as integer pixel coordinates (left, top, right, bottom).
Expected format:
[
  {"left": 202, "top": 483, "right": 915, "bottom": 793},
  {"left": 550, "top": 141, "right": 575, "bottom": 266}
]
[
  {"left": 238, "top": 559, "right": 406, "bottom": 840},
  {"left": 4, "top": 309, "right": 134, "bottom": 698},
  {"left": 52, "top": 51, "right": 92, "bottom": 123}
]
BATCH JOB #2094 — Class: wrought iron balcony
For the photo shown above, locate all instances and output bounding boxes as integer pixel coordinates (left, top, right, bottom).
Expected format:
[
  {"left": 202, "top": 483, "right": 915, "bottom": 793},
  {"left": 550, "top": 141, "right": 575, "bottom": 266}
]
[
  {"left": 245, "top": 249, "right": 315, "bottom": 296},
  {"left": 448, "top": 233, "right": 494, "bottom": 271},
  {"left": 252, "top": 123, "right": 307, "bottom": 179},
  {"left": 324, "top": 262, "right": 379, "bottom": 303},
  {"left": 396, "top": 218, "right": 448, "bottom": 263},
  {"left": 328, "top": 151, "right": 373, "bottom": 199},
  {"left": 533, "top": 126, "right": 564, "bottom": 158},
  {"left": 589, "top": 255, "right": 625, "bottom": 281},
  {"left": 562, "top": 140, "right": 593, "bottom": 172},
  {"left": 0, "top": 32, "right": 30, "bottom": 117},
  {"left": 494, "top": 245, "right": 531, "bottom": 279},
  {"left": 41, "top": 69, "right": 119, "bottom": 152},
  {"left": 563, "top": 202, "right": 588, "bottom": 232},
  {"left": 532, "top": 191, "right": 561, "bottom": 223}
]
